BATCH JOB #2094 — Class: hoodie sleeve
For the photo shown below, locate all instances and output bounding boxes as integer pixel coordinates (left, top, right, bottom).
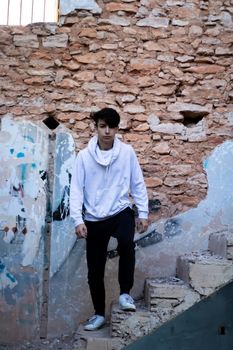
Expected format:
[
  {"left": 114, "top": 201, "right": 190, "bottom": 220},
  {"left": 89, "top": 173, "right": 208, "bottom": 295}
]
[
  {"left": 129, "top": 147, "right": 149, "bottom": 219},
  {"left": 70, "top": 152, "right": 85, "bottom": 227}
]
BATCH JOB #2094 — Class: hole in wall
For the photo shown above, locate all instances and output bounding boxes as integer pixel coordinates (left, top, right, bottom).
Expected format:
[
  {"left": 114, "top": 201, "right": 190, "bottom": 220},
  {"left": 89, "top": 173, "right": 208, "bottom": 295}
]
[
  {"left": 43, "top": 116, "right": 60, "bottom": 130},
  {"left": 175, "top": 84, "right": 183, "bottom": 97},
  {"left": 181, "top": 111, "right": 206, "bottom": 128}
]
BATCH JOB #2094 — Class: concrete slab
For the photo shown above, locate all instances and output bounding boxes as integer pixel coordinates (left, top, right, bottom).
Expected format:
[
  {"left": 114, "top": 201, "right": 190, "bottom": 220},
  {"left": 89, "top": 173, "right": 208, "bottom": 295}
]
[
  {"left": 0, "top": 114, "right": 49, "bottom": 344},
  {"left": 177, "top": 251, "right": 233, "bottom": 295}
]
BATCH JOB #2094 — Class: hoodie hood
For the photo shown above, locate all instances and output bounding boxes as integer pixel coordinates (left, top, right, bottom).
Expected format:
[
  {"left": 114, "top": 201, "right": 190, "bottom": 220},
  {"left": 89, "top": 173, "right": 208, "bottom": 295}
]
[{"left": 87, "top": 135, "right": 121, "bottom": 166}]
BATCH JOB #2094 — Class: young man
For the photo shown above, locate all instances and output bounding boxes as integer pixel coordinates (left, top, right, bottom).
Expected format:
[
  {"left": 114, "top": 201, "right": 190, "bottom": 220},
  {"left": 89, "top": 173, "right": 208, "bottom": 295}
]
[{"left": 70, "top": 107, "right": 148, "bottom": 331}]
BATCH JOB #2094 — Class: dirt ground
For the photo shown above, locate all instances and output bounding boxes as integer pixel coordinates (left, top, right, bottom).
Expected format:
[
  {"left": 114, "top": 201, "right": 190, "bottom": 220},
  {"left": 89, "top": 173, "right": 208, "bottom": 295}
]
[{"left": 0, "top": 333, "right": 80, "bottom": 350}]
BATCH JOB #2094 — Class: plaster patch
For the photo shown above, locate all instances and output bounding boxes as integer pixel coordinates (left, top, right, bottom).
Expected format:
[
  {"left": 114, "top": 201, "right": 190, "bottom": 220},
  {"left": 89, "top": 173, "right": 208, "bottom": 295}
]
[{"left": 59, "top": 0, "right": 102, "bottom": 15}]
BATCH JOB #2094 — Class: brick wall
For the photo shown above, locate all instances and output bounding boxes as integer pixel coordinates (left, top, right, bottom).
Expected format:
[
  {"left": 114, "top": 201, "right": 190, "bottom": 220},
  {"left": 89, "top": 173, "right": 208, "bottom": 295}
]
[{"left": 0, "top": 0, "right": 232, "bottom": 222}]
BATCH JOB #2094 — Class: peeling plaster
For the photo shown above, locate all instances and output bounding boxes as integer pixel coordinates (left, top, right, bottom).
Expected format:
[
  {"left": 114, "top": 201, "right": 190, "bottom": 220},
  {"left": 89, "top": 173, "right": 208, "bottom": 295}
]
[
  {"left": 131, "top": 140, "right": 233, "bottom": 278},
  {"left": 0, "top": 114, "right": 49, "bottom": 267},
  {"left": 59, "top": 0, "right": 102, "bottom": 15},
  {"left": 50, "top": 132, "right": 76, "bottom": 277}
]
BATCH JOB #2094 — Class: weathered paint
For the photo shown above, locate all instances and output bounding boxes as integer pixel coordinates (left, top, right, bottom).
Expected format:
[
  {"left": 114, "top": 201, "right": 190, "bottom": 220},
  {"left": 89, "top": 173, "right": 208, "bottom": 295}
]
[
  {"left": 50, "top": 132, "right": 76, "bottom": 277},
  {"left": 0, "top": 114, "right": 49, "bottom": 267},
  {"left": 0, "top": 115, "right": 50, "bottom": 344},
  {"left": 0, "top": 260, "right": 18, "bottom": 290}
]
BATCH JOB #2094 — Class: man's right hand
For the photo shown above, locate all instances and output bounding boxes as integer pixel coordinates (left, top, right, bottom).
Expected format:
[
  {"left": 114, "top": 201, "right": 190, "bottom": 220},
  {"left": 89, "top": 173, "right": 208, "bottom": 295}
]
[{"left": 75, "top": 224, "right": 87, "bottom": 239}]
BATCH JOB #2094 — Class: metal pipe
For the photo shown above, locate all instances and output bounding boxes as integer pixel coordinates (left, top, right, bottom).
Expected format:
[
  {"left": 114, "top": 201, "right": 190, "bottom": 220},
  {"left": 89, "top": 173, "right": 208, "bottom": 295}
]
[
  {"left": 43, "top": 0, "right": 46, "bottom": 22},
  {"left": 19, "top": 0, "right": 23, "bottom": 25},
  {"left": 7, "top": 0, "right": 10, "bottom": 25},
  {"left": 31, "top": 0, "right": 34, "bottom": 24}
]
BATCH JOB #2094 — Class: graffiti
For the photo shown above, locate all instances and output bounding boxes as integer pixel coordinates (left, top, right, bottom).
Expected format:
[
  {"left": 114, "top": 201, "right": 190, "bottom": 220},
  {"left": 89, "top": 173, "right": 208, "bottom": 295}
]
[
  {"left": 50, "top": 132, "right": 76, "bottom": 277},
  {"left": 0, "top": 260, "right": 18, "bottom": 290},
  {"left": 107, "top": 229, "right": 163, "bottom": 259},
  {"left": 0, "top": 114, "right": 49, "bottom": 266},
  {"left": 164, "top": 218, "right": 182, "bottom": 238},
  {"left": 52, "top": 172, "right": 71, "bottom": 221}
]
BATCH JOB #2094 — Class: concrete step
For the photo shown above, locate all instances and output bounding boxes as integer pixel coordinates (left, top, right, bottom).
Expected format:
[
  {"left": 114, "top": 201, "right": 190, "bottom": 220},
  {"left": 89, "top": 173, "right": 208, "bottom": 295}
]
[
  {"left": 145, "top": 277, "right": 200, "bottom": 314},
  {"left": 74, "top": 323, "right": 112, "bottom": 350},
  {"left": 209, "top": 229, "right": 233, "bottom": 260},
  {"left": 110, "top": 277, "right": 200, "bottom": 350},
  {"left": 177, "top": 250, "right": 233, "bottom": 296},
  {"left": 110, "top": 300, "right": 159, "bottom": 350}
]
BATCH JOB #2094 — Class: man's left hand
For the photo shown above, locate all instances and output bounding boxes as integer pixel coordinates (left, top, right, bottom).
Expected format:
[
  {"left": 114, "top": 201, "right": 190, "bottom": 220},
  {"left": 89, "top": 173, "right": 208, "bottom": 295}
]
[{"left": 136, "top": 219, "right": 148, "bottom": 234}]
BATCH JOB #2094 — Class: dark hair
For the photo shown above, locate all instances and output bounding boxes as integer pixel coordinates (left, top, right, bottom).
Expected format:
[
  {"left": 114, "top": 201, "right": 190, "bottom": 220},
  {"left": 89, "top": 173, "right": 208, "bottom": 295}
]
[{"left": 91, "top": 108, "right": 120, "bottom": 128}]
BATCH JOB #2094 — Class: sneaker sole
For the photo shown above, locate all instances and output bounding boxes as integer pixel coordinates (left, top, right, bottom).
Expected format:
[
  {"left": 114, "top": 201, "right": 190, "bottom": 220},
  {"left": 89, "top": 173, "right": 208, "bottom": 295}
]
[
  {"left": 84, "top": 323, "right": 105, "bottom": 331},
  {"left": 120, "top": 306, "right": 136, "bottom": 312}
]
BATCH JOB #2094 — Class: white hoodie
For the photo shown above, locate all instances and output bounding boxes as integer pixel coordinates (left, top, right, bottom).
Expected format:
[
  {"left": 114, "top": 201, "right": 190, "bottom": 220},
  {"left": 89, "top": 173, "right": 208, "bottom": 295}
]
[{"left": 70, "top": 135, "right": 148, "bottom": 226}]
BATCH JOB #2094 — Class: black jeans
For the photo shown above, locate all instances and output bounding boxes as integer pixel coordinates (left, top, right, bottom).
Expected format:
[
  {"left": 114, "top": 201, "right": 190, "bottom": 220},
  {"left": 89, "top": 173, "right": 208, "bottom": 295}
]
[{"left": 85, "top": 207, "right": 135, "bottom": 316}]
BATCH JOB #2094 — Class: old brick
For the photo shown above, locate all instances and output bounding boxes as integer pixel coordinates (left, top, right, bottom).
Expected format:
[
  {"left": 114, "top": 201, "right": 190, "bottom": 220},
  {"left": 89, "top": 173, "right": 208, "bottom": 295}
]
[
  {"left": 74, "top": 51, "right": 106, "bottom": 64},
  {"left": 168, "top": 164, "right": 193, "bottom": 176},
  {"left": 79, "top": 28, "right": 97, "bottom": 38},
  {"left": 123, "top": 104, "right": 145, "bottom": 114},
  {"left": 129, "top": 58, "right": 160, "bottom": 71},
  {"left": 151, "top": 123, "right": 184, "bottom": 135},
  {"left": 110, "top": 83, "right": 139, "bottom": 95},
  {"left": 98, "top": 15, "right": 130, "bottom": 26},
  {"left": 73, "top": 71, "right": 94, "bottom": 81},
  {"left": 105, "top": 3, "right": 138, "bottom": 13},
  {"left": 153, "top": 142, "right": 170, "bottom": 155},
  {"left": 167, "top": 102, "right": 211, "bottom": 115},
  {"left": 42, "top": 34, "right": 68, "bottom": 48},
  {"left": 13, "top": 34, "right": 39, "bottom": 48},
  {"left": 124, "top": 134, "right": 151, "bottom": 143},
  {"left": 143, "top": 41, "right": 168, "bottom": 51},
  {"left": 185, "top": 65, "right": 225, "bottom": 74},
  {"left": 137, "top": 17, "right": 169, "bottom": 28},
  {"left": 74, "top": 121, "right": 88, "bottom": 130},
  {"left": 133, "top": 123, "right": 150, "bottom": 132},
  {"left": 56, "top": 79, "right": 80, "bottom": 89},
  {"left": 145, "top": 177, "right": 163, "bottom": 187},
  {"left": 164, "top": 177, "right": 186, "bottom": 187}
]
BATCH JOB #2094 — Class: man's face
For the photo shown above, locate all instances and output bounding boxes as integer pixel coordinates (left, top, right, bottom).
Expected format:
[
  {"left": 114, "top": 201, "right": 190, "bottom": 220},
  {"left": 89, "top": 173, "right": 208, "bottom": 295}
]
[{"left": 96, "top": 119, "right": 118, "bottom": 150}]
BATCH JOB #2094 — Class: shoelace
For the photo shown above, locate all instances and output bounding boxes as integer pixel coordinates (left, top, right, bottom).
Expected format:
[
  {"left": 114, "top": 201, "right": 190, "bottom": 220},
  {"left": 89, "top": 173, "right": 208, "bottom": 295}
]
[
  {"left": 125, "top": 295, "right": 134, "bottom": 304},
  {"left": 87, "top": 315, "right": 98, "bottom": 324}
]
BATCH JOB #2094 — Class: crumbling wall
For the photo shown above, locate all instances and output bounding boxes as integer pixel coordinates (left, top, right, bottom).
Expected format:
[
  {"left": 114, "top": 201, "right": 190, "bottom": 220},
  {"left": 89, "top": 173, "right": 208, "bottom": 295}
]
[{"left": 0, "top": 0, "right": 232, "bottom": 220}]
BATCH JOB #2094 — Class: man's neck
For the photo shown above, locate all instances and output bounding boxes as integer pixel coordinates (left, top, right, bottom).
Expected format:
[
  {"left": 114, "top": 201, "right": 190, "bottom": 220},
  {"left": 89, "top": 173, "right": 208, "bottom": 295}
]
[{"left": 98, "top": 141, "right": 113, "bottom": 150}]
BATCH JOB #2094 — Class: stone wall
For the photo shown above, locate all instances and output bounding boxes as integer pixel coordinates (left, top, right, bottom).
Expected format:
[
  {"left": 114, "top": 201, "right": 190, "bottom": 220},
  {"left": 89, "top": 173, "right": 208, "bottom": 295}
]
[{"left": 0, "top": 0, "right": 232, "bottom": 222}]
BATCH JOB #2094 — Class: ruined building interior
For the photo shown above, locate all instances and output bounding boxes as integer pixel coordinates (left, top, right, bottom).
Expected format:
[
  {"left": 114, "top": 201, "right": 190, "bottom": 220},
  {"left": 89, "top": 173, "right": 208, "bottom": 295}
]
[{"left": 0, "top": 0, "right": 233, "bottom": 349}]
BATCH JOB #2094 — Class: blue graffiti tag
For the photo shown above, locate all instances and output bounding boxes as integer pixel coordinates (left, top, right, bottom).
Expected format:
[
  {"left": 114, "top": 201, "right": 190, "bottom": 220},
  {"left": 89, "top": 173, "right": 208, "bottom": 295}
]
[
  {"left": 0, "top": 260, "right": 5, "bottom": 272},
  {"left": 6, "top": 272, "right": 16, "bottom": 283},
  {"left": 17, "top": 152, "right": 25, "bottom": 158}
]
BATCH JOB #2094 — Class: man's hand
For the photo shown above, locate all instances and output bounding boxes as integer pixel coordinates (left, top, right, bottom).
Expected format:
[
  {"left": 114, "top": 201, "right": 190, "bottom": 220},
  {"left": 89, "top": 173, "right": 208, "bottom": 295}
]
[
  {"left": 75, "top": 223, "right": 87, "bottom": 239},
  {"left": 136, "top": 219, "right": 148, "bottom": 234}
]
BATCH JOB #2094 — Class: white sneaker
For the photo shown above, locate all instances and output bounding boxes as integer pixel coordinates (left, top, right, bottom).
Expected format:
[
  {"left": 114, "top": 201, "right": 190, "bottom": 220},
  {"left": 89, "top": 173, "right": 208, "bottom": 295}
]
[
  {"left": 83, "top": 315, "right": 105, "bottom": 331},
  {"left": 119, "top": 294, "right": 136, "bottom": 311}
]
